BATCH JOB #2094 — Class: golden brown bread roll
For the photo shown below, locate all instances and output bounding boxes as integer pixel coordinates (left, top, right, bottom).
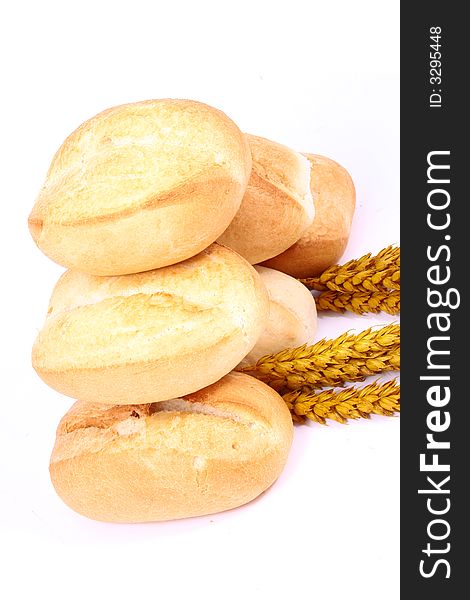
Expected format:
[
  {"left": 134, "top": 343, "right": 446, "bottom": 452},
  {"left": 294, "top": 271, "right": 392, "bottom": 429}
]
[
  {"left": 28, "top": 99, "right": 251, "bottom": 275},
  {"left": 49, "top": 372, "right": 293, "bottom": 523},
  {"left": 32, "top": 244, "right": 268, "bottom": 405},
  {"left": 238, "top": 266, "right": 317, "bottom": 368},
  {"left": 262, "top": 154, "right": 356, "bottom": 277},
  {"left": 217, "top": 134, "right": 314, "bottom": 264}
]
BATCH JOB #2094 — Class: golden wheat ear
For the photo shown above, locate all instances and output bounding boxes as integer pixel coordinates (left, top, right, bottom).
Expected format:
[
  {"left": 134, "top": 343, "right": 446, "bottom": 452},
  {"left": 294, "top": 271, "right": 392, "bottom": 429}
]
[
  {"left": 300, "top": 245, "right": 400, "bottom": 293},
  {"left": 237, "top": 324, "right": 400, "bottom": 390},
  {"left": 283, "top": 380, "right": 400, "bottom": 425},
  {"left": 315, "top": 289, "right": 400, "bottom": 315}
]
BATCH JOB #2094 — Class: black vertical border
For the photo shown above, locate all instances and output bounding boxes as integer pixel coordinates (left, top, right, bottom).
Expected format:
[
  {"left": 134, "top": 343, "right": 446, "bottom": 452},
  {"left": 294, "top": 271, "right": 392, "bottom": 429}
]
[{"left": 401, "top": 3, "right": 464, "bottom": 596}]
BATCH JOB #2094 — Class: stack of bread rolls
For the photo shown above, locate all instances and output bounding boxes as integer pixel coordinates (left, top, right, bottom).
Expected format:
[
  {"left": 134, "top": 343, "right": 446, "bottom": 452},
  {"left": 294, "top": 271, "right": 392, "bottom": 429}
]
[{"left": 29, "top": 99, "right": 355, "bottom": 523}]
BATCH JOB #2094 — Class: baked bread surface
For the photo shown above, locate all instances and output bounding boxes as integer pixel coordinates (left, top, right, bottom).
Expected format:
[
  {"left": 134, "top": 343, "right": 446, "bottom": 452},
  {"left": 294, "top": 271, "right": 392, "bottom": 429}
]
[
  {"left": 50, "top": 372, "right": 293, "bottom": 522},
  {"left": 239, "top": 266, "right": 317, "bottom": 367},
  {"left": 32, "top": 244, "right": 269, "bottom": 404},
  {"left": 217, "top": 134, "right": 314, "bottom": 264},
  {"left": 29, "top": 99, "right": 252, "bottom": 275},
  {"left": 262, "top": 154, "right": 356, "bottom": 277}
]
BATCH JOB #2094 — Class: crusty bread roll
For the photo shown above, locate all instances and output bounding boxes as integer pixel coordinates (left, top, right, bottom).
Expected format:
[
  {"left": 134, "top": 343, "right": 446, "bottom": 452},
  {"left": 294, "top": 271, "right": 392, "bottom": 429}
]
[
  {"left": 217, "top": 134, "right": 314, "bottom": 264},
  {"left": 49, "top": 372, "right": 293, "bottom": 523},
  {"left": 238, "top": 266, "right": 317, "bottom": 368},
  {"left": 262, "top": 154, "right": 356, "bottom": 277},
  {"left": 32, "top": 244, "right": 268, "bottom": 405},
  {"left": 28, "top": 99, "right": 251, "bottom": 275}
]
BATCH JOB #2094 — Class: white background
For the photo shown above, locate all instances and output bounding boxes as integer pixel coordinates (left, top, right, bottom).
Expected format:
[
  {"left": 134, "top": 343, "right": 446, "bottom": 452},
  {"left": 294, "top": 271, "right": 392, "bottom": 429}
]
[{"left": 1, "top": 1, "right": 399, "bottom": 598}]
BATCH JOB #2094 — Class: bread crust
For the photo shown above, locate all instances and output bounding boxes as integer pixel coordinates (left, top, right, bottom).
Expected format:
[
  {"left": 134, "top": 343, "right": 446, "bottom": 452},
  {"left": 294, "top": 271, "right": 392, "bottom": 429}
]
[
  {"left": 32, "top": 244, "right": 269, "bottom": 404},
  {"left": 262, "top": 154, "right": 356, "bottom": 277},
  {"left": 49, "top": 372, "right": 293, "bottom": 522},
  {"left": 28, "top": 99, "right": 252, "bottom": 275},
  {"left": 217, "top": 134, "right": 314, "bottom": 264},
  {"left": 238, "top": 266, "right": 317, "bottom": 368}
]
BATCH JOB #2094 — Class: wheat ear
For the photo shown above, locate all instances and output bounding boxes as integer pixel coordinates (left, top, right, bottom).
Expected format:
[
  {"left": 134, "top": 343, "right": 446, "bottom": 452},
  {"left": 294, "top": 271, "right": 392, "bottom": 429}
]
[
  {"left": 237, "top": 324, "right": 400, "bottom": 390},
  {"left": 283, "top": 380, "right": 400, "bottom": 424},
  {"left": 300, "top": 246, "right": 400, "bottom": 293},
  {"left": 315, "top": 289, "right": 400, "bottom": 315}
]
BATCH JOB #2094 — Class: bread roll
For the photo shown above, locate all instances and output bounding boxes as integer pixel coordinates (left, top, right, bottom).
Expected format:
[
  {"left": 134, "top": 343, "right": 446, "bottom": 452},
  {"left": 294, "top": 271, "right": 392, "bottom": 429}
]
[
  {"left": 239, "top": 266, "right": 317, "bottom": 368},
  {"left": 32, "top": 244, "right": 268, "bottom": 405},
  {"left": 262, "top": 154, "right": 356, "bottom": 277},
  {"left": 28, "top": 99, "right": 251, "bottom": 275},
  {"left": 217, "top": 134, "right": 314, "bottom": 264},
  {"left": 49, "top": 372, "right": 293, "bottom": 522}
]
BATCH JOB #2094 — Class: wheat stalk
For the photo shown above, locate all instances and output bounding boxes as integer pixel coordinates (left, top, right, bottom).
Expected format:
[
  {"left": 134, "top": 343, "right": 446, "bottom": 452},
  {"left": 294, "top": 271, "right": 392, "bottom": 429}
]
[
  {"left": 300, "top": 246, "right": 400, "bottom": 293},
  {"left": 238, "top": 324, "right": 400, "bottom": 390},
  {"left": 283, "top": 380, "right": 400, "bottom": 424},
  {"left": 316, "top": 289, "right": 400, "bottom": 315}
]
